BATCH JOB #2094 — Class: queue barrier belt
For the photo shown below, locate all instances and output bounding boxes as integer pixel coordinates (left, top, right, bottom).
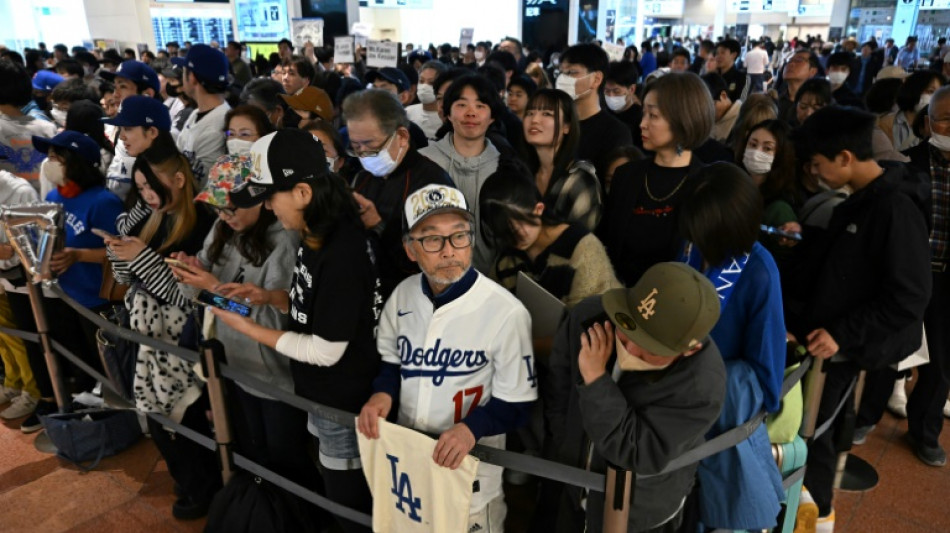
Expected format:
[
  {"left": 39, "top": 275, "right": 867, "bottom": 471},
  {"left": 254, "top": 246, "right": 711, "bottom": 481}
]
[{"left": 3, "top": 282, "right": 820, "bottom": 513}]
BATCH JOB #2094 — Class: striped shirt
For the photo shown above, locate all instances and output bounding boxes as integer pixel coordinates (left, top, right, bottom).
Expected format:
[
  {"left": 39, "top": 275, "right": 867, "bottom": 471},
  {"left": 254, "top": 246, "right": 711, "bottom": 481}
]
[{"left": 929, "top": 146, "right": 950, "bottom": 262}]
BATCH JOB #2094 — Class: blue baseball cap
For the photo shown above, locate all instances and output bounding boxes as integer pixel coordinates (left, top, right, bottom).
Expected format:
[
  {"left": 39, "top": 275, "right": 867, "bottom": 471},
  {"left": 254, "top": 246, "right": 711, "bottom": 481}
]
[
  {"left": 102, "top": 95, "right": 172, "bottom": 131},
  {"left": 100, "top": 61, "right": 161, "bottom": 94},
  {"left": 32, "top": 70, "right": 64, "bottom": 91},
  {"left": 32, "top": 131, "right": 101, "bottom": 166},
  {"left": 366, "top": 67, "right": 410, "bottom": 93},
  {"left": 184, "top": 44, "right": 229, "bottom": 87}
]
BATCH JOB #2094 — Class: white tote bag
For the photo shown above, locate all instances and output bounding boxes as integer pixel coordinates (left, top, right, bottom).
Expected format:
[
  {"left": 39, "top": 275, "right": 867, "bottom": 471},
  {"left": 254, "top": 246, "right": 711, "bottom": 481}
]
[{"left": 357, "top": 418, "right": 479, "bottom": 533}]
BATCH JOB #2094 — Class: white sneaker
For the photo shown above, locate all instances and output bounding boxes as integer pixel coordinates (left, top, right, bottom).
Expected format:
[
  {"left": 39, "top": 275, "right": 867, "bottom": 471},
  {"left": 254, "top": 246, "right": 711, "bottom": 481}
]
[
  {"left": 887, "top": 377, "right": 908, "bottom": 418},
  {"left": 943, "top": 399, "right": 950, "bottom": 418},
  {"left": 0, "top": 385, "right": 21, "bottom": 405},
  {"left": 815, "top": 510, "right": 835, "bottom": 533},
  {"left": 0, "top": 392, "right": 37, "bottom": 419}
]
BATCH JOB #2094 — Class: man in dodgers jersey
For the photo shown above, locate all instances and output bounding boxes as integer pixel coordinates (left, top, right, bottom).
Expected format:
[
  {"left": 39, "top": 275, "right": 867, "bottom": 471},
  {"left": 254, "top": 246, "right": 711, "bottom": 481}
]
[{"left": 359, "top": 184, "right": 537, "bottom": 531}]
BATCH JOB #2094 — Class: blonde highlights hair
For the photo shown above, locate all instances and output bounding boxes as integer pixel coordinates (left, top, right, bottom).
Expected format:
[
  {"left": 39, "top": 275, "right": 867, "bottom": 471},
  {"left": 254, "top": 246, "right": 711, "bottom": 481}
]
[{"left": 137, "top": 153, "right": 199, "bottom": 252}]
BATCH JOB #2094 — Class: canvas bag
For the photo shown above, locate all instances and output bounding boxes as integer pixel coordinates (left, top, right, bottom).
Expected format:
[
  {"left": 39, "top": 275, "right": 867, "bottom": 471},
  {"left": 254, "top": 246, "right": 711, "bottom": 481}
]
[
  {"left": 40, "top": 409, "right": 142, "bottom": 471},
  {"left": 357, "top": 418, "right": 478, "bottom": 533}
]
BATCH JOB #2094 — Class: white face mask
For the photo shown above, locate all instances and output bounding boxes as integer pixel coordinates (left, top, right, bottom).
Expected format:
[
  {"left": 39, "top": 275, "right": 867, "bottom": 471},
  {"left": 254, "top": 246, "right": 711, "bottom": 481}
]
[
  {"left": 917, "top": 94, "right": 933, "bottom": 112},
  {"left": 605, "top": 95, "right": 627, "bottom": 112},
  {"left": 556, "top": 73, "right": 592, "bottom": 101},
  {"left": 50, "top": 107, "right": 67, "bottom": 126},
  {"left": 326, "top": 156, "right": 338, "bottom": 172},
  {"left": 474, "top": 51, "right": 484, "bottom": 61},
  {"left": 227, "top": 138, "right": 254, "bottom": 155},
  {"left": 42, "top": 158, "right": 66, "bottom": 186},
  {"left": 359, "top": 135, "right": 403, "bottom": 177},
  {"left": 827, "top": 71, "right": 848, "bottom": 86},
  {"left": 615, "top": 334, "right": 672, "bottom": 372},
  {"left": 743, "top": 148, "right": 775, "bottom": 175},
  {"left": 417, "top": 83, "right": 436, "bottom": 104},
  {"left": 930, "top": 132, "right": 950, "bottom": 152}
]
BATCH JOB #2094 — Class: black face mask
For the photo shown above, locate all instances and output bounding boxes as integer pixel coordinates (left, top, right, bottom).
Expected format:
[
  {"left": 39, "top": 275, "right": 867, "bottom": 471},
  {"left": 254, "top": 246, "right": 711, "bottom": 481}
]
[{"left": 166, "top": 83, "right": 180, "bottom": 97}]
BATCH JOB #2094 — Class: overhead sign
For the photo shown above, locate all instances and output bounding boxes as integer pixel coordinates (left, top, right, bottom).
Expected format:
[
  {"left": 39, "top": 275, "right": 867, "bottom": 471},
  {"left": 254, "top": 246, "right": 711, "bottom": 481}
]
[
  {"left": 234, "top": 0, "right": 289, "bottom": 42},
  {"left": 459, "top": 28, "right": 474, "bottom": 49},
  {"left": 366, "top": 40, "right": 399, "bottom": 68},
  {"left": 291, "top": 18, "right": 324, "bottom": 48},
  {"left": 335, "top": 36, "right": 355, "bottom": 63}
]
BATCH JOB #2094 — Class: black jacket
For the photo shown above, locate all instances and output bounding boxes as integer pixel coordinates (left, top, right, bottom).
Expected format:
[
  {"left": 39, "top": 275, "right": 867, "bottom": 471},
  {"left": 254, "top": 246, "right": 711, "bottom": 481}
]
[
  {"left": 784, "top": 162, "right": 932, "bottom": 369},
  {"left": 545, "top": 297, "right": 726, "bottom": 532}
]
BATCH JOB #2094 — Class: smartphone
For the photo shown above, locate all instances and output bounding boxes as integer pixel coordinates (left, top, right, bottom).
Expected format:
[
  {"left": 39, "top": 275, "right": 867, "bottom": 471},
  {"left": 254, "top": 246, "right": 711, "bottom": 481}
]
[
  {"left": 91, "top": 228, "right": 118, "bottom": 240},
  {"left": 193, "top": 289, "right": 252, "bottom": 317},
  {"left": 760, "top": 224, "right": 802, "bottom": 242},
  {"left": 164, "top": 258, "right": 195, "bottom": 273}
]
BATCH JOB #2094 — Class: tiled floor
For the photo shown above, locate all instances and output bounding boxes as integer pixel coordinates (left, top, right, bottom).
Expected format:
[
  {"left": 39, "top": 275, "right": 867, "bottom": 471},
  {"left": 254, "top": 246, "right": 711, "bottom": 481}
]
[{"left": 2, "top": 404, "right": 949, "bottom": 532}]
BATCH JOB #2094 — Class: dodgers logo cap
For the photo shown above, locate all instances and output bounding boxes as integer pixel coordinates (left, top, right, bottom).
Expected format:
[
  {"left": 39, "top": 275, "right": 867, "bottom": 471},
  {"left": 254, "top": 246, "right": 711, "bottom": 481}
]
[
  {"left": 32, "top": 70, "right": 64, "bottom": 91},
  {"left": 230, "top": 129, "right": 329, "bottom": 208},
  {"left": 102, "top": 95, "right": 172, "bottom": 131},
  {"left": 99, "top": 61, "right": 161, "bottom": 94},
  {"left": 31, "top": 130, "right": 101, "bottom": 167},
  {"left": 601, "top": 262, "right": 720, "bottom": 358},
  {"left": 184, "top": 44, "right": 229, "bottom": 88},
  {"left": 404, "top": 184, "right": 473, "bottom": 234},
  {"left": 366, "top": 67, "right": 411, "bottom": 93}
]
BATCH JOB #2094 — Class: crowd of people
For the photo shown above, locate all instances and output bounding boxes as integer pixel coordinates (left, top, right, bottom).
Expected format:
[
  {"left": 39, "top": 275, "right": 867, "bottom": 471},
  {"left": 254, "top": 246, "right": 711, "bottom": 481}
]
[{"left": 0, "top": 30, "right": 947, "bottom": 533}]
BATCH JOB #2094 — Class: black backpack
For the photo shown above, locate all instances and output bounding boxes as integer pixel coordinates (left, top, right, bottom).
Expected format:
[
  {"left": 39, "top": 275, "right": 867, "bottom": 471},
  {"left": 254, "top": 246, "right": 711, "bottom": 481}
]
[{"left": 204, "top": 471, "right": 320, "bottom": 533}]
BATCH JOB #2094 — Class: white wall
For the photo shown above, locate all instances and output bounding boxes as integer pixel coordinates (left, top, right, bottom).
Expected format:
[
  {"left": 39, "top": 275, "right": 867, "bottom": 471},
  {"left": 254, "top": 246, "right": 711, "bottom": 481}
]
[
  {"left": 83, "top": 0, "right": 154, "bottom": 51},
  {"left": 357, "top": 0, "right": 520, "bottom": 49},
  {"left": 1, "top": 0, "right": 93, "bottom": 51}
]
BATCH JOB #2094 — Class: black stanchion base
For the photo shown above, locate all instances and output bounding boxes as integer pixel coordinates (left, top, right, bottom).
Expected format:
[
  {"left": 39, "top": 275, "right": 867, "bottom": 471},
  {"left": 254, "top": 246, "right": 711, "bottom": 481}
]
[{"left": 837, "top": 454, "right": 879, "bottom": 492}]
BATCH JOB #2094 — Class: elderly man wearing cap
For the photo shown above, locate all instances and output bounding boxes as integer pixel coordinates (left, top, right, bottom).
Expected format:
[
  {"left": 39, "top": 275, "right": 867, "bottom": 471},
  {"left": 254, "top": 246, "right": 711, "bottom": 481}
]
[
  {"left": 177, "top": 44, "right": 231, "bottom": 188},
  {"left": 358, "top": 183, "right": 537, "bottom": 533},
  {"left": 545, "top": 262, "right": 727, "bottom": 533},
  {"left": 0, "top": 59, "right": 58, "bottom": 185}
]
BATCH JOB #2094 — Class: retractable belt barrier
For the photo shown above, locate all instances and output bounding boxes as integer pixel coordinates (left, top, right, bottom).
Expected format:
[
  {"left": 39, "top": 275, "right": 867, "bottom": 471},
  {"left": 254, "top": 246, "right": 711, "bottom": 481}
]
[{"left": 8, "top": 282, "right": 824, "bottom": 515}]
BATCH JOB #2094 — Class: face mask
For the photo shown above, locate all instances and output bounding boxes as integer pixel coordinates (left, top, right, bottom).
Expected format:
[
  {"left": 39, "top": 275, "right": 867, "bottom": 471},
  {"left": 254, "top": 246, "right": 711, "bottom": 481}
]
[
  {"left": 917, "top": 94, "right": 933, "bottom": 112},
  {"left": 743, "top": 148, "right": 775, "bottom": 175},
  {"left": 474, "top": 51, "right": 484, "bottom": 61},
  {"left": 615, "top": 334, "right": 672, "bottom": 372},
  {"left": 359, "top": 135, "right": 403, "bottom": 177},
  {"left": 930, "top": 132, "right": 950, "bottom": 152},
  {"left": 50, "top": 107, "right": 67, "bottom": 126},
  {"left": 417, "top": 83, "right": 436, "bottom": 104},
  {"left": 556, "top": 73, "right": 592, "bottom": 100},
  {"left": 42, "top": 158, "right": 66, "bottom": 186},
  {"left": 326, "top": 156, "right": 338, "bottom": 172},
  {"left": 827, "top": 71, "right": 848, "bottom": 85},
  {"left": 227, "top": 138, "right": 254, "bottom": 155},
  {"left": 605, "top": 95, "right": 627, "bottom": 112}
]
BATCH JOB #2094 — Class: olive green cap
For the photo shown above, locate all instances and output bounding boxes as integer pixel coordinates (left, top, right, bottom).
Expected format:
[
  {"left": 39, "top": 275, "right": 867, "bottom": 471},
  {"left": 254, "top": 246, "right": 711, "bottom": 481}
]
[{"left": 601, "top": 262, "right": 720, "bottom": 357}]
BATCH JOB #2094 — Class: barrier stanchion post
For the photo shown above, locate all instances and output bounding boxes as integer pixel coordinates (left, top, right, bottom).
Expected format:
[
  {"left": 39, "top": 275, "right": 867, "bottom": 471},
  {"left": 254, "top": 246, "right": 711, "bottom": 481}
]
[
  {"left": 201, "top": 339, "right": 234, "bottom": 485},
  {"left": 26, "top": 281, "right": 69, "bottom": 412},
  {"left": 834, "top": 370, "right": 878, "bottom": 492},
  {"left": 800, "top": 356, "right": 825, "bottom": 440},
  {"left": 603, "top": 466, "right": 632, "bottom": 532}
]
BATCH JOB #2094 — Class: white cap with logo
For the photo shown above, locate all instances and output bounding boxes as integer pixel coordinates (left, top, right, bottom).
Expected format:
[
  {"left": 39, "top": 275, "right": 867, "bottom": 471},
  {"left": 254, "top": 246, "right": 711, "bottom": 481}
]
[{"left": 404, "top": 184, "right": 474, "bottom": 233}]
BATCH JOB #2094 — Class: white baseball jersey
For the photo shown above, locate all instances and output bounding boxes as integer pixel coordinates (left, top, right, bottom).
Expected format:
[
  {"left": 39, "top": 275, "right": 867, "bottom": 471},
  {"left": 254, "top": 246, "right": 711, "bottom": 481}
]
[
  {"left": 176, "top": 101, "right": 229, "bottom": 189},
  {"left": 377, "top": 271, "right": 537, "bottom": 512}
]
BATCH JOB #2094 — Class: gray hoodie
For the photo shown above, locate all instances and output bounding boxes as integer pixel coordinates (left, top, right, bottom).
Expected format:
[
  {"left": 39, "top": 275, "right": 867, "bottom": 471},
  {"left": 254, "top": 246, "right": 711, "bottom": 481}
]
[
  {"left": 419, "top": 134, "right": 500, "bottom": 273},
  {"left": 0, "top": 170, "right": 40, "bottom": 294}
]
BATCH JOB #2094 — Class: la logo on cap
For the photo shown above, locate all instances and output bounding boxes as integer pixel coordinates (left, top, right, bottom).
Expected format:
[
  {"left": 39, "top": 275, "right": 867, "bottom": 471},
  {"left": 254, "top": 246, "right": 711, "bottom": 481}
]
[{"left": 638, "top": 288, "right": 658, "bottom": 320}]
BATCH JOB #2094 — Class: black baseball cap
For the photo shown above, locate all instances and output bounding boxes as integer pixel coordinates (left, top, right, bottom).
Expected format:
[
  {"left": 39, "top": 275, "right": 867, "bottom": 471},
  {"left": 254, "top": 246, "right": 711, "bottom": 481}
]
[
  {"left": 366, "top": 67, "right": 410, "bottom": 93},
  {"left": 230, "top": 129, "right": 329, "bottom": 208},
  {"left": 31, "top": 131, "right": 101, "bottom": 166}
]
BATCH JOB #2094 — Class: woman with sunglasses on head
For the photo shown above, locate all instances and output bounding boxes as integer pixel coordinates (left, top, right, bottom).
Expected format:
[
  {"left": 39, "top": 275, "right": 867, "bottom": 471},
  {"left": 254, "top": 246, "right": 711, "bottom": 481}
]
[{"left": 104, "top": 137, "right": 218, "bottom": 520}]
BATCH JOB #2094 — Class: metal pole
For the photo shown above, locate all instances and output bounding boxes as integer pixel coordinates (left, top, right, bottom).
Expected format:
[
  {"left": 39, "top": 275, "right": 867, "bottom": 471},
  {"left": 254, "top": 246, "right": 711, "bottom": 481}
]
[
  {"left": 800, "top": 356, "right": 825, "bottom": 440},
  {"left": 202, "top": 340, "right": 234, "bottom": 485},
  {"left": 26, "top": 281, "right": 69, "bottom": 412},
  {"left": 603, "top": 466, "right": 632, "bottom": 533}
]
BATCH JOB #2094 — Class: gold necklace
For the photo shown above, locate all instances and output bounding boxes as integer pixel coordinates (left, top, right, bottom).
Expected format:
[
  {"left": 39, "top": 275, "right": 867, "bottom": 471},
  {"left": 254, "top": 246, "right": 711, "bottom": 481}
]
[{"left": 644, "top": 170, "right": 690, "bottom": 202}]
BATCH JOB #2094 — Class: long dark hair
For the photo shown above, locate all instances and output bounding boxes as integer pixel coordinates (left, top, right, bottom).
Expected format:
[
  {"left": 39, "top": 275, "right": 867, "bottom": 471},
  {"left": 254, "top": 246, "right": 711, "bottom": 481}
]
[
  {"left": 207, "top": 207, "right": 278, "bottom": 267},
  {"left": 522, "top": 88, "right": 580, "bottom": 183},
  {"left": 479, "top": 158, "right": 562, "bottom": 250},
  {"left": 743, "top": 119, "right": 800, "bottom": 205},
  {"left": 301, "top": 173, "right": 362, "bottom": 250}
]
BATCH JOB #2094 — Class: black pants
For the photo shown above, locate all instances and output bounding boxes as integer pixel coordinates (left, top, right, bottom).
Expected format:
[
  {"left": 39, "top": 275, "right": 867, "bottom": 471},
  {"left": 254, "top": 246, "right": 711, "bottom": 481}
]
[
  {"left": 908, "top": 271, "right": 950, "bottom": 448},
  {"left": 5, "top": 293, "right": 103, "bottom": 398},
  {"left": 147, "top": 391, "right": 222, "bottom": 505},
  {"left": 803, "top": 361, "right": 859, "bottom": 517},
  {"left": 856, "top": 366, "right": 900, "bottom": 428}
]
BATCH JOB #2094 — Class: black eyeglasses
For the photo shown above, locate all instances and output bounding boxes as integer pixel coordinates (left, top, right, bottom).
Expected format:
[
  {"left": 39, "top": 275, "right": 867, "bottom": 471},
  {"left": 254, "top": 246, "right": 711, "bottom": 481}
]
[
  {"left": 209, "top": 205, "right": 236, "bottom": 218},
  {"left": 407, "top": 231, "right": 474, "bottom": 253}
]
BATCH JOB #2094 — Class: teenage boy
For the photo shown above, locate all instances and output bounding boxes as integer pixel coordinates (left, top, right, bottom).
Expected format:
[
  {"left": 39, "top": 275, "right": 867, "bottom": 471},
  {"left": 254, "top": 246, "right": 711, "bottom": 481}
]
[
  {"left": 715, "top": 39, "right": 749, "bottom": 103},
  {"left": 557, "top": 43, "right": 632, "bottom": 184},
  {"left": 826, "top": 52, "right": 864, "bottom": 108},
  {"left": 603, "top": 61, "right": 642, "bottom": 146},
  {"left": 787, "top": 106, "right": 932, "bottom": 531},
  {"left": 177, "top": 44, "right": 230, "bottom": 188}
]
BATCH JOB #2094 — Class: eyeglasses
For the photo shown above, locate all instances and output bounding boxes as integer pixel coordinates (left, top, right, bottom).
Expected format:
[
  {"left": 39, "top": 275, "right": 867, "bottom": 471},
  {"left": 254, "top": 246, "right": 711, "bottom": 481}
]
[
  {"left": 226, "top": 129, "right": 258, "bottom": 140},
  {"left": 347, "top": 132, "right": 395, "bottom": 158},
  {"left": 407, "top": 231, "right": 474, "bottom": 253},
  {"left": 209, "top": 205, "right": 237, "bottom": 218}
]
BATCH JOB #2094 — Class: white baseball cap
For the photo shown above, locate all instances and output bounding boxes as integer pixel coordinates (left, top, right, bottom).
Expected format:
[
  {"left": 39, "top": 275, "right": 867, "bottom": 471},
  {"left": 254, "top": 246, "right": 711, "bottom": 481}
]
[{"left": 404, "top": 184, "right": 473, "bottom": 233}]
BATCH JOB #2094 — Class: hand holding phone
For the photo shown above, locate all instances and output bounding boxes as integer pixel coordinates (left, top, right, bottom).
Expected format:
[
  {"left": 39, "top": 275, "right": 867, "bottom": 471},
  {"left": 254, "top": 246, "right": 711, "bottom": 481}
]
[
  {"left": 193, "top": 289, "right": 252, "bottom": 317},
  {"left": 165, "top": 258, "right": 196, "bottom": 273}
]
